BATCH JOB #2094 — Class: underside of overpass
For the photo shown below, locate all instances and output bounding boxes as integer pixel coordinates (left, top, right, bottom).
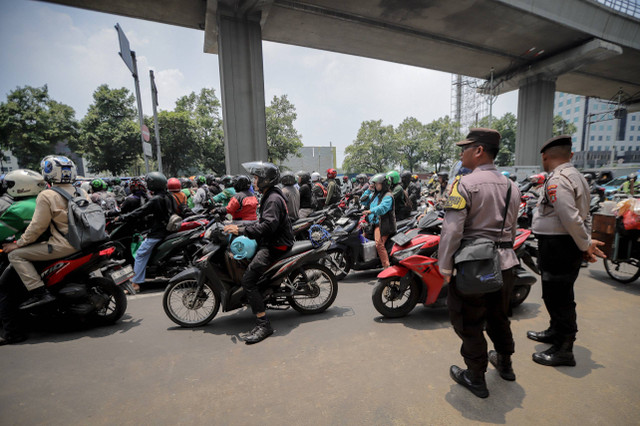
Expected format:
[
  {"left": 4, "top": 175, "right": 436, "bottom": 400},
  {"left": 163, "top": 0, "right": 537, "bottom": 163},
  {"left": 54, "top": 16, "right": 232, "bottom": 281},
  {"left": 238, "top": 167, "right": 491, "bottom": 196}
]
[{"left": 40, "top": 0, "right": 640, "bottom": 170}]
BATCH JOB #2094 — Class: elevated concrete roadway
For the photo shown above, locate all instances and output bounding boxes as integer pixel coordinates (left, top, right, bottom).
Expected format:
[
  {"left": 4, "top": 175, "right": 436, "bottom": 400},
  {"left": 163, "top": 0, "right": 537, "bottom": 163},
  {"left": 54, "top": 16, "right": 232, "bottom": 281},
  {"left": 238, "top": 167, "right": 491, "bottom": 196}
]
[{"left": 40, "top": 0, "right": 640, "bottom": 169}]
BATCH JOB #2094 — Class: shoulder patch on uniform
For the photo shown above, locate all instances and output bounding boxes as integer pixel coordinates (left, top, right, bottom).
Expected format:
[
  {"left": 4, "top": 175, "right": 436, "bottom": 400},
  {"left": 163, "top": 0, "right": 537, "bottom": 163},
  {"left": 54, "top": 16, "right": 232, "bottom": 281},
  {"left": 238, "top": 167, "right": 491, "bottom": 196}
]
[{"left": 444, "top": 176, "right": 466, "bottom": 210}]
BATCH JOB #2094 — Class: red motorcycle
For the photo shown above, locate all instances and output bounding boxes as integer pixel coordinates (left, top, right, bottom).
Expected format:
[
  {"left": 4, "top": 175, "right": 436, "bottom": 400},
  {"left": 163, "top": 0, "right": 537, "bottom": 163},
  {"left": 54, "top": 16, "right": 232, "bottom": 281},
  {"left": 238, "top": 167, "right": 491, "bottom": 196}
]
[
  {"left": 0, "top": 242, "right": 131, "bottom": 325},
  {"left": 371, "top": 218, "right": 537, "bottom": 318}
]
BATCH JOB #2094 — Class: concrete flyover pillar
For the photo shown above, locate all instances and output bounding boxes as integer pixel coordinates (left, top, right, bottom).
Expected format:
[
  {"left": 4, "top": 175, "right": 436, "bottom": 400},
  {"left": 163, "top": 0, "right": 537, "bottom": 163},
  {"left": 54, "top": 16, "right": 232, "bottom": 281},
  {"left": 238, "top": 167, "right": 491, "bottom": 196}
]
[
  {"left": 515, "top": 76, "right": 556, "bottom": 167},
  {"left": 217, "top": 7, "right": 268, "bottom": 175}
]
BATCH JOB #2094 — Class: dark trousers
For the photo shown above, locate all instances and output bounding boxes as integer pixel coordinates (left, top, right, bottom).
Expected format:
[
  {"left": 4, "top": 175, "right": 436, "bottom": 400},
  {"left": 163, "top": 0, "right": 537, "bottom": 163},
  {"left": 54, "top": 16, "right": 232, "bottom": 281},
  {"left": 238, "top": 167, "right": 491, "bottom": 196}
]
[
  {"left": 537, "top": 235, "right": 582, "bottom": 339},
  {"left": 241, "top": 247, "right": 287, "bottom": 315},
  {"left": 0, "top": 268, "right": 28, "bottom": 338},
  {"left": 448, "top": 267, "right": 516, "bottom": 372}
]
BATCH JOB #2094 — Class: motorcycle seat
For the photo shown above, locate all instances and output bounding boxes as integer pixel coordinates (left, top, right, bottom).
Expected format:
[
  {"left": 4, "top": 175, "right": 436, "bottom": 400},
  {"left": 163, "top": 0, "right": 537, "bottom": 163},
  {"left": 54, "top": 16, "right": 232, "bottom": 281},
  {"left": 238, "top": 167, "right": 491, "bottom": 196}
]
[{"left": 285, "top": 240, "right": 314, "bottom": 257}]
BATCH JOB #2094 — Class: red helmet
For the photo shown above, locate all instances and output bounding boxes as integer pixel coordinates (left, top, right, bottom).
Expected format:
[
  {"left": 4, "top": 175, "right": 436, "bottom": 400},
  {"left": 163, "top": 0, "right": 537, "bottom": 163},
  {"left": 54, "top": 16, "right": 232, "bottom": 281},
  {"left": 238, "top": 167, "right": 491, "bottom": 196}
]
[
  {"left": 167, "top": 177, "right": 181, "bottom": 192},
  {"left": 327, "top": 168, "right": 337, "bottom": 179},
  {"left": 528, "top": 173, "right": 546, "bottom": 185},
  {"left": 129, "top": 178, "right": 146, "bottom": 193},
  {"left": 342, "top": 175, "right": 348, "bottom": 181}
]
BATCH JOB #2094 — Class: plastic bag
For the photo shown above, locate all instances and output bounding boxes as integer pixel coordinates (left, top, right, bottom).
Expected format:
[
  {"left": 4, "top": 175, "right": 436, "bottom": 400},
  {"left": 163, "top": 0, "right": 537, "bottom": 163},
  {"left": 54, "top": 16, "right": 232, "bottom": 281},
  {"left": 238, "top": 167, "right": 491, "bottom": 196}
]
[{"left": 622, "top": 210, "right": 640, "bottom": 231}]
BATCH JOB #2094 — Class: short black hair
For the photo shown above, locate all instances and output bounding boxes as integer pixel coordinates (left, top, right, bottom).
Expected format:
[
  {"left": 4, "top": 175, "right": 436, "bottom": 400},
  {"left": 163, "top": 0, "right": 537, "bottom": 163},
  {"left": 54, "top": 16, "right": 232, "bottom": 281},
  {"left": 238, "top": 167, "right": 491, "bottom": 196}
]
[{"left": 477, "top": 142, "right": 498, "bottom": 160}]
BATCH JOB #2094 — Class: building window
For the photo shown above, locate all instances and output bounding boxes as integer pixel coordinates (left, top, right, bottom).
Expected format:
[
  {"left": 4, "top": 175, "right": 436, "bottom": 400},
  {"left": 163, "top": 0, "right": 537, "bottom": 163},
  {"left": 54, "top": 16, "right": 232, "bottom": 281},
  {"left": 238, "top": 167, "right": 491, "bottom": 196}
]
[
  {"left": 599, "top": 125, "right": 604, "bottom": 131},
  {"left": 630, "top": 136, "right": 634, "bottom": 141},
  {"left": 607, "top": 125, "right": 612, "bottom": 131},
  {"left": 566, "top": 109, "right": 571, "bottom": 115},
  {"left": 621, "top": 146, "right": 625, "bottom": 151},
  {"left": 590, "top": 146, "right": 594, "bottom": 151},
  {"left": 636, "top": 146, "right": 639, "bottom": 151},
  {"left": 598, "top": 136, "right": 603, "bottom": 141},
  {"left": 591, "top": 136, "right": 595, "bottom": 141},
  {"left": 637, "top": 136, "right": 640, "bottom": 141},
  {"left": 597, "top": 146, "right": 602, "bottom": 151},
  {"left": 559, "top": 101, "right": 564, "bottom": 107},
  {"left": 567, "top": 99, "right": 572, "bottom": 105},
  {"left": 575, "top": 107, "right": 580, "bottom": 113},
  {"left": 560, "top": 93, "right": 564, "bottom": 98},
  {"left": 572, "top": 136, "right": 577, "bottom": 142},
  {"left": 576, "top": 96, "right": 581, "bottom": 101},
  {"left": 632, "top": 115, "right": 637, "bottom": 121},
  {"left": 573, "top": 117, "right": 579, "bottom": 123},
  {"left": 631, "top": 126, "right": 636, "bottom": 131},
  {"left": 591, "top": 124, "right": 596, "bottom": 131},
  {"left": 606, "top": 136, "right": 611, "bottom": 141}
]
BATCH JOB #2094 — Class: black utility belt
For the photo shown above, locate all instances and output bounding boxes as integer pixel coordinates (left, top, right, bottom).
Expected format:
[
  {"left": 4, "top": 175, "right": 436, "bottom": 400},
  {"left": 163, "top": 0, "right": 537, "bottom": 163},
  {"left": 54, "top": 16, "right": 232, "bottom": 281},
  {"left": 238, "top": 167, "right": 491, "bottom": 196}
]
[{"left": 497, "top": 241, "right": 513, "bottom": 249}]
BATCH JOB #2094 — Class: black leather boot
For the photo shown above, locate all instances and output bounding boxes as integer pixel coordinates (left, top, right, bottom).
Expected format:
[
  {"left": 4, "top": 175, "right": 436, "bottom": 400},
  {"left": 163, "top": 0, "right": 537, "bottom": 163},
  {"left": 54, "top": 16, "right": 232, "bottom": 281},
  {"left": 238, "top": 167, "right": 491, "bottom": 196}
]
[
  {"left": 19, "top": 288, "right": 56, "bottom": 310},
  {"left": 532, "top": 338, "right": 576, "bottom": 367},
  {"left": 449, "top": 365, "right": 489, "bottom": 398},
  {"left": 526, "top": 327, "right": 556, "bottom": 343},
  {"left": 243, "top": 317, "right": 274, "bottom": 345},
  {"left": 488, "top": 350, "right": 516, "bottom": 381}
]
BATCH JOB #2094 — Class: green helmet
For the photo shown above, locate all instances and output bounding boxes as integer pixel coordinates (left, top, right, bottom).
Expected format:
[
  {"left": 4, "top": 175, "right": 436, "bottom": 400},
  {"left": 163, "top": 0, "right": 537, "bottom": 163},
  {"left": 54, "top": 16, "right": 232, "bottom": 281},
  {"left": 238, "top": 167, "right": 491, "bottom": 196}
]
[
  {"left": 90, "top": 178, "right": 104, "bottom": 192},
  {"left": 386, "top": 170, "right": 400, "bottom": 185},
  {"left": 112, "top": 177, "right": 121, "bottom": 186},
  {"left": 196, "top": 175, "right": 206, "bottom": 185}
]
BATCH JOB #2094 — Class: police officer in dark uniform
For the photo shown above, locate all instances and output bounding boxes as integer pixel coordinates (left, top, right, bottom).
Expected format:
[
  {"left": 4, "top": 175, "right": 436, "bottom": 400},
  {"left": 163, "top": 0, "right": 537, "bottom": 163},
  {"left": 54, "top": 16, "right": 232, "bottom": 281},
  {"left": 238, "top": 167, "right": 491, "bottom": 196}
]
[
  {"left": 223, "top": 161, "right": 294, "bottom": 344},
  {"left": 438, "top": 129, "right": 521, "bottom": 398},
  {"left": 529, "top": 135, "right": 605, "bottom": 366}
]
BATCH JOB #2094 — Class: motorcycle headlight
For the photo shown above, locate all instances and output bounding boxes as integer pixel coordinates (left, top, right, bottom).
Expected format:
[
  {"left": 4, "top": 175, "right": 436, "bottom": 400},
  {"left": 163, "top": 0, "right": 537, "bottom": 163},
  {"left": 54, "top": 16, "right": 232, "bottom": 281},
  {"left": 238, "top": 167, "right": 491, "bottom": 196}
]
[{"left": 392, "top": 244, "right": 422, "bottom": 262}]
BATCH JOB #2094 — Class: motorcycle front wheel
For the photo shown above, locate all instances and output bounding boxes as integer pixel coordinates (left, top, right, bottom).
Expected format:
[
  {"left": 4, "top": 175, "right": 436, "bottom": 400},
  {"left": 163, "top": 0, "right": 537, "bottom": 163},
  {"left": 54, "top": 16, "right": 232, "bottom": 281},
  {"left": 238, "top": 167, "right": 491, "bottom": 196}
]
[
  {"left": 321, "top": 249, "right": 353, "bottom": 280},
  {"left": 510, "top": 285, "right": 531, "bottom": 308},
  {"left": 604, "top": 258, "right": 640, "bottom": 283},
  {"left": 286, "top": 264, "right": 338, "bottom": 314},
  {"left": 163, "top": 279, "right": 220, "bottom": 327},
  {"left": 89, "top": 277, "right": 128, "bottom": 325},
  {"left": 372, "top": 277, "right": 420, "bottom": 318}
]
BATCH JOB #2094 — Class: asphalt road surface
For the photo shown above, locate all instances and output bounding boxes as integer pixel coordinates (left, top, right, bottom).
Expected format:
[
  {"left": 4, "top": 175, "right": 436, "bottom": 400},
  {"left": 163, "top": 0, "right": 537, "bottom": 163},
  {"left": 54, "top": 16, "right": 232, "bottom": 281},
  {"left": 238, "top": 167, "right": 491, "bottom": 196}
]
[{"left": 2, "top": 261, "right": 640, "bottom": 425}]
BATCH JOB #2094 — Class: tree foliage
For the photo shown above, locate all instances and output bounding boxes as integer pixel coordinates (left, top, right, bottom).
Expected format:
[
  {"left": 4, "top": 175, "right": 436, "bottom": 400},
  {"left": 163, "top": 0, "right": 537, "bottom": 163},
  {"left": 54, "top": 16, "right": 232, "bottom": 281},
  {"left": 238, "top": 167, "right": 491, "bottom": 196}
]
[
  {"left": 173, "top": 88, "right": 225, "bottom": 174},
  {"left": 75, "top": 85, "right": 140, "bottom": 175},
  {"left": 396, "top": 117, "right": 432, "bottom": 172},
  {"left": 265, "top": 95, "right": 303, "bottom": 164},
  {"left": 478, "top": 113, "right": 517, "bottom": 166},
  {"left": 0, "top": 85, "right": 78, "bottom": 169},
  {"left": 343, "top": 120, "right": 398, "bottom": 173},
  {"left": 151, "top": 111, "right": 201, "bottom": 177},
  {"left": 424, "top": 116, "right": 459, "bottom": 172},
  {"left": 553, "top": 115, "right": 577, "bottom": 137}
]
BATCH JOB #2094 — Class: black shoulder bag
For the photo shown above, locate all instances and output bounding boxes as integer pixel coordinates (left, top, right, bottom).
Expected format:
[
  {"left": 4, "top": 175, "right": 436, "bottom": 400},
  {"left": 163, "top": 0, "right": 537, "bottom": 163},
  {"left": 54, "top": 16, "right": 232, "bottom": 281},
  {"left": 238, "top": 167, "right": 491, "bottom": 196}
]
[{"left": 453, "top": 179, "right": 512, "bottom": 296}]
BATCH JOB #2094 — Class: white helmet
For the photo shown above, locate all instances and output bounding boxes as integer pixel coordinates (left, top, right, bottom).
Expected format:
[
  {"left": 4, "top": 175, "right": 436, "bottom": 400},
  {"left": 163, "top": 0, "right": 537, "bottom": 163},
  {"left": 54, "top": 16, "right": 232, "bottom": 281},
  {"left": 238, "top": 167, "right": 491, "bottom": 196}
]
[
  {"left": 40, "top": 155, "right": 77, "bottom": 184},
  {"left": 311, "top": 172, "right": 321, "bottom": 183},
  {"left": 4, "top": 169, "right": 47, "bottom": 198}
]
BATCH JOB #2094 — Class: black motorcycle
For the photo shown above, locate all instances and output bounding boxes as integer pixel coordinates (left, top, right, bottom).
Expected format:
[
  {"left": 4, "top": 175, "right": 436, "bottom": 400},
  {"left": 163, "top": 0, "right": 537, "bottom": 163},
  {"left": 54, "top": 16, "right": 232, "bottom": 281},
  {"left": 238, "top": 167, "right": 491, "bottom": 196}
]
[{"left": 162, "top": 223, "right": 339, "bottom": 327}]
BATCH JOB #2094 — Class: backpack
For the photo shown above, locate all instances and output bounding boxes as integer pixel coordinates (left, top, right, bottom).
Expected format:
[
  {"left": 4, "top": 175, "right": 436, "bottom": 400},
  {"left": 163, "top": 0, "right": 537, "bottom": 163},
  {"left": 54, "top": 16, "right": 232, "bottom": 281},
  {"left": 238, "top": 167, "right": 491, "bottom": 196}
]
[
  {"left": 50, "top": 187, "right": 108, "bottom": 250},
  {"left": 164, "top": 194, "right": 183, "bottom": 232}
]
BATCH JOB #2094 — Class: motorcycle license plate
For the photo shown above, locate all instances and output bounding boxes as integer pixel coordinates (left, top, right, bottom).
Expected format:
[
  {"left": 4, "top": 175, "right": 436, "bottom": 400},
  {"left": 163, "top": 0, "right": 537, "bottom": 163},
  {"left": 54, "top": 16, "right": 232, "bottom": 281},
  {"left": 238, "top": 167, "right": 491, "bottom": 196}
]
[
  {"left": 109, "top": 265, "right": 134, "bottom": 285},
  {"left": 336, "top": 217, "right": 349, "bottom": 225}
]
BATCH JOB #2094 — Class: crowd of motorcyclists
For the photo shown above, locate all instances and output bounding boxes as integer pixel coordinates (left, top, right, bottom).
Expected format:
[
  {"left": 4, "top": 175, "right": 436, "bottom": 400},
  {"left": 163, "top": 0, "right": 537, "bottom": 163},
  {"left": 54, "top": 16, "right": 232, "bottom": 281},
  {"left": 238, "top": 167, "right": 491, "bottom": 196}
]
[{"left": 0, "top": 152, "right": 632, "bottom": 347}]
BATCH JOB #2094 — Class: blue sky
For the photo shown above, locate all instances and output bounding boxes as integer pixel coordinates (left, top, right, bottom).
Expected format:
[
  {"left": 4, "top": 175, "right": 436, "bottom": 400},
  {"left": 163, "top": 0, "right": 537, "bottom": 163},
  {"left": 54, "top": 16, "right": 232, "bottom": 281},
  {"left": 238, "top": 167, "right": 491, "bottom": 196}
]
[{"left": 0, "top": 0, "right": 518, "bottom": 167}]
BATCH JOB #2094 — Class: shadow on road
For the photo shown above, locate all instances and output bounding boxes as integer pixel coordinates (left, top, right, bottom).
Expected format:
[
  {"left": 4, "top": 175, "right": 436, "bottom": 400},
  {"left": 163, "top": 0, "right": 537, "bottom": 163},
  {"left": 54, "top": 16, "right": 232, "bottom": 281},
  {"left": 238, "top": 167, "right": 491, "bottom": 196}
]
[
  {"left": 341, "top": 269, "right": 381, "bottom": 284},
  {"left": 20, "top": 313, "right": 142, "bottom": 345},
  {"left": 532, "top": 344, "right": 603, "bottom": 379},
  {"left": 166, "top": 305, "right": 355, "bottom": 344},
  {"left": 445, "top": 377, "right": 526, "bottom": 424},
  {"left": 588, "top": 269, "right": 640, "bottom": 296}
]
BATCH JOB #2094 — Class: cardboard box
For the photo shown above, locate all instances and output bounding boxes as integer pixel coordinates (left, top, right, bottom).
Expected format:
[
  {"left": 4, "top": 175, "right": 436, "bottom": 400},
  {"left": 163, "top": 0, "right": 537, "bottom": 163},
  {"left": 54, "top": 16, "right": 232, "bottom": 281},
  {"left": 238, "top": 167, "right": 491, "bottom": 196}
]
[{"left": 592, "top": 214, "right": 616, "bottom": 258}]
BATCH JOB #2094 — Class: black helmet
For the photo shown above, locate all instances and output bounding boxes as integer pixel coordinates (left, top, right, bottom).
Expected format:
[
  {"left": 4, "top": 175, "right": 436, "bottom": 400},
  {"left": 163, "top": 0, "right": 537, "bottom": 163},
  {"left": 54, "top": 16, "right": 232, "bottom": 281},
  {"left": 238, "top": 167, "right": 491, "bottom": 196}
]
[
  {"left": 146, "top": 171, "right": 167, "bottom": 192},
  {"left": 281, "top": 171, "right": 296, "bottom": 186},
  {"left": 206, "top": 174, "right": 217, "bottom": 186},
  {"left": 438, "top": 171, "right": 449, "bottom": 180},
  {"left": 234, "top": 175, "right": 251, "bottom": 192},
  {"left": 401, "top": 171, "right": 412, "bottom": 184},
  {"left": 296, "top": 170, "right": 311, "bottom": 185},
  {"left": 221, "top": 175, "right": 235, "bottom": 188},
  {"left": 242, "top": 161, "right": 279, "bottom": 191}
]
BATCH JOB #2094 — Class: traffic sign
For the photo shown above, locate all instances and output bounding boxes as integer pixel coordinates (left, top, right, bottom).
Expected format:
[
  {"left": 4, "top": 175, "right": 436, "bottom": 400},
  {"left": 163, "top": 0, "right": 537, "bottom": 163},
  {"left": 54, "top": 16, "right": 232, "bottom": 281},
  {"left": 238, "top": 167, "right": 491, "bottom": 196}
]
[
  {"left": 143, "top": 142, "right": 153, "bottom": 157},
  {"left": 141, "top": 124, "right": 151, "bottom": 142}
]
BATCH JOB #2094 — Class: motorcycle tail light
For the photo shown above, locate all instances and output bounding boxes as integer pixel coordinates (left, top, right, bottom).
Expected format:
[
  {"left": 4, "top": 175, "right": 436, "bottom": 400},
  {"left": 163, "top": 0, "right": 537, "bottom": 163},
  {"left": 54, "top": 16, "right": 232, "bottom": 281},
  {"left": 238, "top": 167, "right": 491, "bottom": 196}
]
[{"left": 99, "top": 247, "right": 115, "bottom": 257}]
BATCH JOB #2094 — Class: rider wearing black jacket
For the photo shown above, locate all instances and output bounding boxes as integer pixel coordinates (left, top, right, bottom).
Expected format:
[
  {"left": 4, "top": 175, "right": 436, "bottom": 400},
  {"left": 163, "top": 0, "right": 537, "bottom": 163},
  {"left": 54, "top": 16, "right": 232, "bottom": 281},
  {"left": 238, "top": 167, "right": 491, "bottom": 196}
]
[{"left": 224, "top": 161, "right": 294, "bottom": 344}]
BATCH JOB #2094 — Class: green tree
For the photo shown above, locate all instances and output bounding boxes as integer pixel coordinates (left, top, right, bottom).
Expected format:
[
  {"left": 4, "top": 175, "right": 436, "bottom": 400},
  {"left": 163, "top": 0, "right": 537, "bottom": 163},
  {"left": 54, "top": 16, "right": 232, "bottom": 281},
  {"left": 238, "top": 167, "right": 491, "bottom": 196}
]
[
  {"left": 478, "top": 113, "right": 517, "bottom": 166},
  {"left": 424, "top": 116, "right": 459, "bottom": 172},
  {"left": 151, "top": 111, "right": 202, "bottom": 177},
  {"left": 76, "top": 85, "right": 140, "bottom": 175},
  {"left": 343, "top": 120, "right": 398, "bottom": 173},
  {"left": 396, "top": 117, "right": 432, "bottom": 172},
  {"left": 265, "top": 95, "right": 303, "bottom": 164},
  {"left": 0, "top": 85, "right": 78, "bottom": 169},
  {"left": 175, "top": 88, "right": 225, "bottom": 174},
  {"left": 553, "top": 115, "right": 577, "bottom": 136}
]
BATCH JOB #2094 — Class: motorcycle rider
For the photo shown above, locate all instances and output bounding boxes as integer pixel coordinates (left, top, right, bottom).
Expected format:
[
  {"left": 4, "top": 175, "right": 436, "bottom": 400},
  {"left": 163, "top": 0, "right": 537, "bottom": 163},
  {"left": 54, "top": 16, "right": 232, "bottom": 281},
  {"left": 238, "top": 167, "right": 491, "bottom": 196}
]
[
  {"left": 206, "top": 174, "right": 221, "bottom": 196},
  {"left": 193, "top": 175, "right": 211, "bottom": 212},
  {"left": 0, "top": 170, "right": 47, "bottom": 242},
  {"left": 362, "top": 173, "right": 396, "bottom": 269},
  {"left": 220, "top": 175, "right": 258, "bottom": 221},
  {"left": 408, "top": 174, "right": 421, "bottom": 209},
  {"left": 620, "top": 172, "right": 639, "bottom": 196},
  {"left": 387, "top": 171, "right": 411, "bottom": 221},
  {"left": 212, "top": 175, "right": 236, "bottom": 207},
  {"left": 118, "top": 172, "right": 173, "bottom": 293},
  {"left": 2, "top": 156, "right": 86, "bottom": 320},
  {"left": 280, "top": 172, "right": 300, "bottom": 221},
  {"left": 352, "top": 174, "right": 369, "bottom": 196},
  {"left": 168, "top": 177, "right": 192, "bottom": 217},
  {"left": 296, "top": 170, "right": 315, "bottom": 218},
  {"left": 90, "top": 178, "right": 118, "bottom": 213},
  {"left": 110, "top": 177, "right": 126, "bottom": 205},
  {"left": 120, "top": 177, "right": 149, "bottom": 214},
  {"left": 342, "top": 175, "right": 352, "bottom": 194},
  {"left": 311, "top": 172, "right": 326, "bottom": 210},
  {"left": 325, "top": 168, "right": 341, "bottom": 207},
  {"left": 223, "top": 161, "right": 294, "bottom": 344}
]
